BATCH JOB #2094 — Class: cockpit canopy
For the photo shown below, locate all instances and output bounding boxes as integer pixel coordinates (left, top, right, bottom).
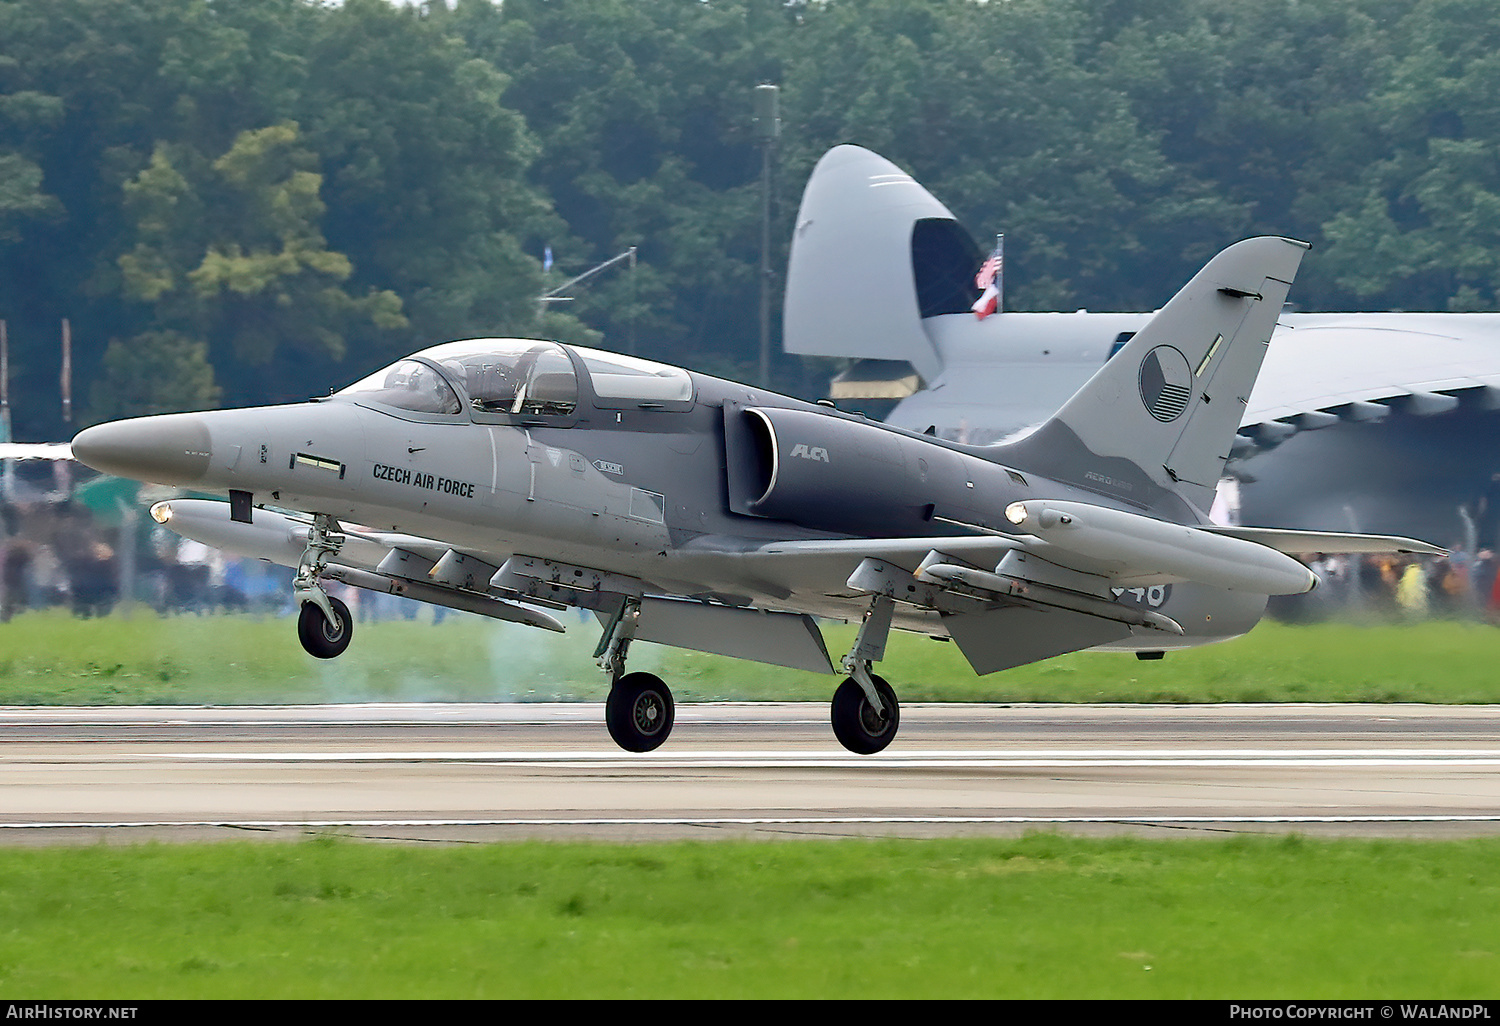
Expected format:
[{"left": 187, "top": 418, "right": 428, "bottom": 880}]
[
  {"left": 338, "top": 338, "right": 692, "bottom": 417},
  {"left": 338, "top": 357, "right": 464, "bottom": 415}
]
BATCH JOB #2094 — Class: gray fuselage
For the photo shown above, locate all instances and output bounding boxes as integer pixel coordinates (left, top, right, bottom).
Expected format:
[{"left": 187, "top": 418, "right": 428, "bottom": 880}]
[{"left": 73, "top": 338, "right": 1266, "bottom": 654}]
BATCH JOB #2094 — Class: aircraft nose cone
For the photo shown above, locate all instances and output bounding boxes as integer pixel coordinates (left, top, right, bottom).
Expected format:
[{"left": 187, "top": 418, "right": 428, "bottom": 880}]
[{"left": 71, "top": 413, "right": 212, "bottom": 485}]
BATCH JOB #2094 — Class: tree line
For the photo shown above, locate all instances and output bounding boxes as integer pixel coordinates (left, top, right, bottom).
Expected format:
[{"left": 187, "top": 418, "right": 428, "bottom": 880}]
[{"left": 1, "top": 0, "right": 1496, "bottom": 437}]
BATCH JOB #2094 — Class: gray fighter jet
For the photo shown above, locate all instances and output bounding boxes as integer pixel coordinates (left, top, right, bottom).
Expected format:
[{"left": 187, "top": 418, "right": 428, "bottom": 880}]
[{"left": 71, "top": 236, "right": 1438, "bottom": 754}]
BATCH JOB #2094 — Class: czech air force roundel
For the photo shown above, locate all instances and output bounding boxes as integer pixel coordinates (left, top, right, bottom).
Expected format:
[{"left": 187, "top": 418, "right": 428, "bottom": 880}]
[{"left": 1138, "top": 346, "right": 1192, "bottom": 422}]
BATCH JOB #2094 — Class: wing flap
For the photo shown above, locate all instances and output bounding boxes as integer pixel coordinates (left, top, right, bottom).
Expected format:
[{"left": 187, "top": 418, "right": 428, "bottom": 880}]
[
  {"left": 634, "top": 597, "right": 834, "bottom": 674},
  {"left": 942, "top": 606, "right": 1132, "bottom": 675}
]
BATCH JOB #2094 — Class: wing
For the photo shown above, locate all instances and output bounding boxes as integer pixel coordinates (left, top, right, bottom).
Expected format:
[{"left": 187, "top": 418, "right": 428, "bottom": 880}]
[
  {"left": 153, "top": 498, "right": 567, "bottom": 633},
  {"left": 674, "top": 498, "right": 1327, "bottom": 606},
  {"left": 673, "top": 498, "right": 1444, "bottom": 676}
]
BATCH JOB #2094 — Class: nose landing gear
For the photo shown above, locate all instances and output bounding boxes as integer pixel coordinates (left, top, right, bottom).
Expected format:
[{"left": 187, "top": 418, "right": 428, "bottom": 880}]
[{"left": 293, "top": 514, "right": 352, "bottom": 659}]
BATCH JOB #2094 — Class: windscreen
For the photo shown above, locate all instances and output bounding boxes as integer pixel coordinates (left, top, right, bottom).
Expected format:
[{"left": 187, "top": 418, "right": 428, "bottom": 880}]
[
  {"left": 337, "top": 359, "right": 461, "bottom": 415},
  {"left": 342, "top": 339, "right": 579, "bottom": 418}
]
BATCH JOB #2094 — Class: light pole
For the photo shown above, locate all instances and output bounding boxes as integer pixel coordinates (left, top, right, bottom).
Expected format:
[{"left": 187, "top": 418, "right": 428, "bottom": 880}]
[{"left": 754, "top": 84, "right": 780, "bottom": 389}]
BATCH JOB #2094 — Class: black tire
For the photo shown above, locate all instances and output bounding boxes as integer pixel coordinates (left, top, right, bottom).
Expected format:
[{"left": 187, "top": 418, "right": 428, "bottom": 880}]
[
  {"left": 605, "top": 671, "right": 675, "bottom": 752},
  {"left": 830, "top": 674, "right": 900, "bottom": 754},
  {"left": 297, "top": 596, "right": 353, "bottom": 659}
]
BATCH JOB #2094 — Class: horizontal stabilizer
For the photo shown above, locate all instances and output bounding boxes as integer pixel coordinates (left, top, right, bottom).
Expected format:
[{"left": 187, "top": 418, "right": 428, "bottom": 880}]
[{"left": 1197, "top": 526, "right": 1446, "bottom": 556}]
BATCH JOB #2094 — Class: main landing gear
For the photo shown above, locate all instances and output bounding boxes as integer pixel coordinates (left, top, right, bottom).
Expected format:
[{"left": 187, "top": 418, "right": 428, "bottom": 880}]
[
  {"left": 830, "top": 595, "right": 900, "bottom": 754},
  {"left": 596, "top": 597, "right": 675, "bottom": 752},
  {"left": 293, "top": 514, "right": 353, "bottom": 659},
  {"left": 590, "top": 593, "right": 904, "bottom": 755}
]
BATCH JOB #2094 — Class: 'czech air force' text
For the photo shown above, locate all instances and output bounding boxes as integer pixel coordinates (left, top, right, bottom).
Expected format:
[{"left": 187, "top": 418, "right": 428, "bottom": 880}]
[{"left": 372, "top": 463, "right": 475, "bottom": 499}]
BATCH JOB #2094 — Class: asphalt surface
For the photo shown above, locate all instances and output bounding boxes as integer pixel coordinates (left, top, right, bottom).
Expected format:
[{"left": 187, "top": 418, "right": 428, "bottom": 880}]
[{"left": 2, "top": 702, "right": 1499, "bottom": 844}]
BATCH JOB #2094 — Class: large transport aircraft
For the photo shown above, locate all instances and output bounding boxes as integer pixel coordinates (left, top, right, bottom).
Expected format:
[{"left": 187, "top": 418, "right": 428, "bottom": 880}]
[
  {"left": 72, "top": 237, "right": 1437, "bottom": 754},
  {"left": 785, "top": 146, "right": 1500, "bottom": 544}
]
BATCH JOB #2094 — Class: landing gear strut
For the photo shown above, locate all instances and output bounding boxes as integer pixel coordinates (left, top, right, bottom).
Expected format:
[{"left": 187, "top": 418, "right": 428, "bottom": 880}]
[
  {"left": 596, "top": 597, "right": 675, "bottom": 752},
  {"left": 831, "top": 595, "right": 900, "bottom": 754},
  {"left": 293, "top": 514, "right": 352, "bottom": 659}
]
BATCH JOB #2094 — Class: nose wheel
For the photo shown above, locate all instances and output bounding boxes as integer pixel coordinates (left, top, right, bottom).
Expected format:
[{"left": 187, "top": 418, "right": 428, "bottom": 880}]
[
  {"left": 298, "top": 595, "right": 353, "bottom": 659},
  {"left": 606, "top": 671, "right": 675, "bottom": 752}
]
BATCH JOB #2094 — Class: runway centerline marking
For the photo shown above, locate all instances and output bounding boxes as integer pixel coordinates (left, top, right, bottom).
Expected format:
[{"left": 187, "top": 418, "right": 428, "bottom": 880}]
[
  {"left": 5, "top": 815, "right": 1500, "bottom": 831},
  {"left": 79, "top": 748, "right": 1500, "bottom": 770}
]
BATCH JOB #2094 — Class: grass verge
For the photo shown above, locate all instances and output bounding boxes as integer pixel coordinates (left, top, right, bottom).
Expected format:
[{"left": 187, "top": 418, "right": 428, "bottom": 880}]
[
  {"left": 0, "top": 608, "right": 1497, "bottom": 705},
  {"left": 0, "top": 834, "right": 1496, "bottom": 998}
]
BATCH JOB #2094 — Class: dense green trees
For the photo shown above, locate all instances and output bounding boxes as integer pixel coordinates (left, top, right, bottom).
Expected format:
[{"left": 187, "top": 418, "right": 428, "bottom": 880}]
[
  {"left": 0, "top": 0, "right": 546, "bottom": 431},
  {"left": 1, "top": 0, "right": 1499, "bottom": 434}
]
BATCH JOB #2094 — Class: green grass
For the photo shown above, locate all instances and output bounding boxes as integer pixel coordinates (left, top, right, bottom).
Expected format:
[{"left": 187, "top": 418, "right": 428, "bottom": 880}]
[
  {"left": 0, "top": 834, "right": 1496, "bottom": 998},
  {"left": 0, "top": 608, "right": 1497, "bottom": 705}
]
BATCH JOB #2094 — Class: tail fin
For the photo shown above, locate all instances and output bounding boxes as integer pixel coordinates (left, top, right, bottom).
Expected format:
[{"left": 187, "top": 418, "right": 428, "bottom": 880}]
[
  {"left": 783, "top": 145, "right": 977, "bottom": 383},
  {"left": 996, "top": 237, "right": 1308, "bottom": 517}
]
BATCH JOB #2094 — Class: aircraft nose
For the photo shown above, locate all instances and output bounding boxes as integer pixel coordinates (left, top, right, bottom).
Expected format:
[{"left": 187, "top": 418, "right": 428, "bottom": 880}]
[{"left": 70, "top": 413, "right": 212, "bottom": 485}]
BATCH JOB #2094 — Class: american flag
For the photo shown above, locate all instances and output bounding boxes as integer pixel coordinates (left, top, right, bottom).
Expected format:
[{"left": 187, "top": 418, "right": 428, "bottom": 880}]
[
  {"left": 974, "top": 248, "right": 1002, "bottom": 291},
  {"left": 971, "top": 237, "right": 1003, "bottom": 319}
]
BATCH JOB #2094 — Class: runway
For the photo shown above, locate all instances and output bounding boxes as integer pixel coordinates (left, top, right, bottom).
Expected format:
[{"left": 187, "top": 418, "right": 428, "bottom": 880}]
[{"left": 2, "top": 702, "right": 1499, "bottom": 844}]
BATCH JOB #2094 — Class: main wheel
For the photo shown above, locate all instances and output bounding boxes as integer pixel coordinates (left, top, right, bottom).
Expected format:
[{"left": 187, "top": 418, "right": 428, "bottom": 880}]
[
  {"left": 831, "top": 674, "right": 900, "bottom": 754},
  {"left": 297, "top": 596, "right": 353, "bottom": 659},
  {"left": 606, "top": 671, "right": 675, "bottom": 752}
]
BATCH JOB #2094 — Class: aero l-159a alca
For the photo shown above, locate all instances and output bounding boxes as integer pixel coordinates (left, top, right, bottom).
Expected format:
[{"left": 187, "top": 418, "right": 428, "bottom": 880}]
[{"left": 71, "top": 237, "right": 1438, "bottom": 754}]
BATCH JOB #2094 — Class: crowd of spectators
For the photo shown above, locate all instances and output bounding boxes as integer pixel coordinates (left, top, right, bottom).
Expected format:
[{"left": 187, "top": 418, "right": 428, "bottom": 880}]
[
  {"left": 1274, "top": 548, "right": 1500, "bottom": 622},
  {"left": 0, "top": 496, "right": 442, "bottom": 622},
  {"left": 2, "top": 499, "right": 127, "bottom": 620}
]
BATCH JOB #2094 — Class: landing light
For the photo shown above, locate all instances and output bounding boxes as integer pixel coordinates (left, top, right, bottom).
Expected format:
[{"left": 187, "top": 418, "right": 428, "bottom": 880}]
[
  {"left": 1004, "top": 502, "right": 1028, "bottom": 526},
  {"left": 150, "top": 502, "right": 173, "bottom": 525}
]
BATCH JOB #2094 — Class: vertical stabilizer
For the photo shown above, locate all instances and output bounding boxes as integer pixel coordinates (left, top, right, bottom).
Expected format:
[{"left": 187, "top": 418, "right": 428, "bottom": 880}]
[{"left": 997, "top": 237, "right": 1308, "bottom": 516}]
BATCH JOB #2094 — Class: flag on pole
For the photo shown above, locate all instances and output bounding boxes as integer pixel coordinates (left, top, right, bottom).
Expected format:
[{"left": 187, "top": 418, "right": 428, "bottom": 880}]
[{"left": 971, "top": 235, "right": 1003, "bottom": 319}]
